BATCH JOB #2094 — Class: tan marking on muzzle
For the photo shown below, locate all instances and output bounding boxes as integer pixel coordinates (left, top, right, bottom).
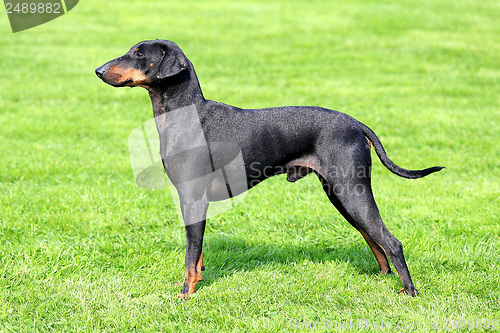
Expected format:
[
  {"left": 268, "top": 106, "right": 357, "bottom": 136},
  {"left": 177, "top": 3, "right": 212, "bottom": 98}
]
[{"left": 108, "top": 65, "right": 150, "bottom": 86}]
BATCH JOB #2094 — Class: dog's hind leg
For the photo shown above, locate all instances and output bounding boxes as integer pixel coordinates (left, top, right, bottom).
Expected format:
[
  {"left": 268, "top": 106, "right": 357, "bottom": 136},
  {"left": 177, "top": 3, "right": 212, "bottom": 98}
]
[
  {"left": 358, "top": 228, "right": 393, "bottom": 275},
  {"left": 316, "top": 143, "right": 416, "bottom": 295}
]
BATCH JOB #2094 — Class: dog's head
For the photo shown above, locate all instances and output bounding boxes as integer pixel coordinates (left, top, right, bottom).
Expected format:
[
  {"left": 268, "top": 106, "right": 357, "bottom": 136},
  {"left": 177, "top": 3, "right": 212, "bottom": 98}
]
[{"left": 95, "top": 39, "right": 188, "bottom": 88}]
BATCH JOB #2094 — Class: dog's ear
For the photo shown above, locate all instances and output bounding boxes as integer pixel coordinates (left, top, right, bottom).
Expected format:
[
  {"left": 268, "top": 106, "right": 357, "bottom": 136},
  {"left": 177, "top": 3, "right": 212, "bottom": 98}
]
[{"left": 156, "top": 46, "right": 187, "bottom": 80}]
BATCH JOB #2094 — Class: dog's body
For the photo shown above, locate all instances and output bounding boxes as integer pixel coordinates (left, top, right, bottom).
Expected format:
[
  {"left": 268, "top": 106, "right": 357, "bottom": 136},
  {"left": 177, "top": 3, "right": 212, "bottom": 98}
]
[{"left": 96, "top": 40, "right": 443, "bottom": 298}]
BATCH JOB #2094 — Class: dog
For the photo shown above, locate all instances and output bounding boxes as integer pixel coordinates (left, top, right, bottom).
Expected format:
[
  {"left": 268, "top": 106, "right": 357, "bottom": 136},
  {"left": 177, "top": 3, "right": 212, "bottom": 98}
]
[{"left": 96, "top": 39, "right": 443, "bottom": 298}]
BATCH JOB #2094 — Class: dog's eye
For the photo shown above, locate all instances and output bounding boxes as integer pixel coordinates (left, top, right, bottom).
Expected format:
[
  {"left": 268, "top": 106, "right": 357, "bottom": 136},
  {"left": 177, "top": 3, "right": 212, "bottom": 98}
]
[{"left": 136, "top": 52, "right": 144, "bottom": 58}]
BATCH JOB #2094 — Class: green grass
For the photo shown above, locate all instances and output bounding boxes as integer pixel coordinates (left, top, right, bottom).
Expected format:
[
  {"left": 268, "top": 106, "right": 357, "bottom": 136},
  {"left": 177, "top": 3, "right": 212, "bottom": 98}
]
[{"left": 1, "top": 0, "right": 499, "bottom": 331}]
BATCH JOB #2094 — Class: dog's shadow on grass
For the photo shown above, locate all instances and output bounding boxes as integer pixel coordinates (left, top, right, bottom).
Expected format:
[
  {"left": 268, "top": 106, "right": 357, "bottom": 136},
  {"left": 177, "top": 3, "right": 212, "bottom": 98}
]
[{"left": 191, "top": 234, "right": 396, "bottom": 292}]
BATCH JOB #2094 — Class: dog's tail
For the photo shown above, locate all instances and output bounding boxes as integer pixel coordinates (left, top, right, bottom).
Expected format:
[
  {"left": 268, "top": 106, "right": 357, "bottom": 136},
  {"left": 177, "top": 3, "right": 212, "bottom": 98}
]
[{"left": 357, "top": 121, "right": 445, "bottom": 179}]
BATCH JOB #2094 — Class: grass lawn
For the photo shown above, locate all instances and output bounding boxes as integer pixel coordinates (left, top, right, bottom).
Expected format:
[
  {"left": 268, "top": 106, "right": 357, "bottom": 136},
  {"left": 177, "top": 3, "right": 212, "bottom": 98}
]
[{"left": 1, "top": 0, "right": 499, "bottom": 331}]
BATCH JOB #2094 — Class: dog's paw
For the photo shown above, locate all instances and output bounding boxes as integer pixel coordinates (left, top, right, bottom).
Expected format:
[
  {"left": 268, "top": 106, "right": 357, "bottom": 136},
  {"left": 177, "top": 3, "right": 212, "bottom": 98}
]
[
  {"left": 379, "top": 268, "right": 394, "bottom": 275},
  {"left": 177, "top": 292, "right": 190, "bottom": 300},
  {"left": 398, "top": 287, "right": 419, "bottom": 297}
]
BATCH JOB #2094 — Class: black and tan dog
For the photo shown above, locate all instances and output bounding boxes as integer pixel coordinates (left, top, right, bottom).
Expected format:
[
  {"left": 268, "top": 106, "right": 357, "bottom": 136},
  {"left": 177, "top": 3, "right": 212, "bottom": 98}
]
[{"left": 96, "top": 40, "right": 443, "bottom": 298}]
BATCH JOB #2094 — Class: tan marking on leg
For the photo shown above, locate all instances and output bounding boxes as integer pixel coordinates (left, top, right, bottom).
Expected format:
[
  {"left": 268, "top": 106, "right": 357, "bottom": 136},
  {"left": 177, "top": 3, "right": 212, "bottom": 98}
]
[
  {"left": 177, "top": 252, "right": 204, "bottom": 298},
  {"left": 359, "top": 230, "right": 391, "bottom": 274},
  {"left": 196, "top": 252, "right": 204, "bottom": 281},
  {"left": 287, "top": 155, "right": 327, "bottom": 180}
]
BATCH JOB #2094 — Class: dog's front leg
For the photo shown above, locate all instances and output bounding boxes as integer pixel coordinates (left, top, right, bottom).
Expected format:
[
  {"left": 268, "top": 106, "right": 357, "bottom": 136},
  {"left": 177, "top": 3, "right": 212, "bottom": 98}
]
[{"left": 177, "top": 193, "right": 209, "bottom": 299}]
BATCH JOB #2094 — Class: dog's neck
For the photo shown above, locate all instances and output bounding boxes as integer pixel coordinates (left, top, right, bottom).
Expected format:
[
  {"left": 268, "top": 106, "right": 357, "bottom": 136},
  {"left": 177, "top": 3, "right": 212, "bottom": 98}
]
[{"left": 146, "top": 63, "right": 205, "bottom": 118}]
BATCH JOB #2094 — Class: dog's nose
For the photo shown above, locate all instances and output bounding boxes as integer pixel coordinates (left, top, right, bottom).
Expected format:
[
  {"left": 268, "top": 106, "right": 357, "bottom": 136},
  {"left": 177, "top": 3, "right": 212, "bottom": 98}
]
[{"left": 95, "top": 66, "right": 106, "bottom": 77}]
